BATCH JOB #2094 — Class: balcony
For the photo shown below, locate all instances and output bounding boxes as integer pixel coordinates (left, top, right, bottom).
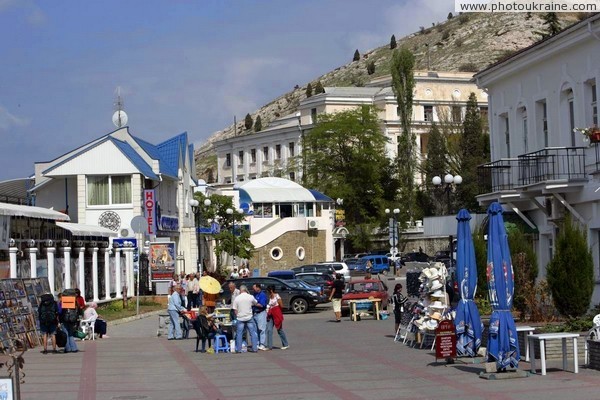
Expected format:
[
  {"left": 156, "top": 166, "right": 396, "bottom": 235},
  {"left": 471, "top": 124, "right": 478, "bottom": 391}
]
[
  {"left": 517, "top": 147, "right": 587, "bottom": 186},
  {"left": 477, "top": 158, "right": 519, "bottom": 195}
]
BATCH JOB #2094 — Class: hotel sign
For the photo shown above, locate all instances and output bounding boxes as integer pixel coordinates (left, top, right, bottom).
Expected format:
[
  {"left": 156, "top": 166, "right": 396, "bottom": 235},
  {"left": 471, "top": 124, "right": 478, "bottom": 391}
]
[{"left": 144, "top": 190, "right": 156, "bottom": 235}]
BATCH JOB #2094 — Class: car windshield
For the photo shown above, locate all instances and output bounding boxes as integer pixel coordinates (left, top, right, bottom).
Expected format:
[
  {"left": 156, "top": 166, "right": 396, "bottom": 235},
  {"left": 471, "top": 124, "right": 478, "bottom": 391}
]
[
  {"left": 348, "top": 282, "right": 379, "bottom": 292},
  {"left": 287, "top": 279, "right": 314, "bottom": 290}
]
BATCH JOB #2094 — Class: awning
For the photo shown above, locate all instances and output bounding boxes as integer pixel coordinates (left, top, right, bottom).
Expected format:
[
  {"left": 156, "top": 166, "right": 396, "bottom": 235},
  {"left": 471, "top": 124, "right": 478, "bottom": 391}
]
[
  {"left": 56, "top": 222, "right": 117, "bottom": 237},
  {"left": 238, "top": 177, "right": 333, "bottom": 203},
  {"left": 0, "top": 202, "right": 70, "bottom": 221}
]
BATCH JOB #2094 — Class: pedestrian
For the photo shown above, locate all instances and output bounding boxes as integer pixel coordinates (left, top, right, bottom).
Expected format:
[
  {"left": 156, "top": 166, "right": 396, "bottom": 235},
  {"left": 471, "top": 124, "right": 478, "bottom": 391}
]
[
  {"left": 58, "top": 293, "right": 78, "bottom": 353},
  {"left": 265, "top": 285, "right": 289, "bottom": 350},
  {"left": 240, "top": 264, "right": 250, "bottom": 278},
  {"left": 391, "top": 283, "right": 408, "bottom": 335},
  {"left": 167, "top": 285, "right": 186, "bottom": 340},
  {"left": 232, "top": 285, "right": 258, "bottom": 353},
  {"left": 181, "top": 274, "right": 189, "bottom": 296},
  {"left": 328, "top": 273, "right": 345, "bottom": 322},
  {"left": 228, "top": 281, "right": 241, "bottom": 322},
  {"left": 196, "top": 306, "right": 218, "bottom": 353},
  {"left": 186, "top": 274, "right": 194, "bottom": 311},
  {"left": 230, "top": 268, "right": 239, "bottom": 279},
  {"left": 83, "top": 302, "right": 108, "bottom": 338},
  {"left": 194, "top": 273, "right": 202, "bottom": 307},
  {"left": 74, "top": 289, "right": 85, "bottom": 316},
  {"left": 38, "top": 293, "right": 59, "bottom": 354},
  {"left": 252, "top": 283, "right": 268, "bottom": 350}
]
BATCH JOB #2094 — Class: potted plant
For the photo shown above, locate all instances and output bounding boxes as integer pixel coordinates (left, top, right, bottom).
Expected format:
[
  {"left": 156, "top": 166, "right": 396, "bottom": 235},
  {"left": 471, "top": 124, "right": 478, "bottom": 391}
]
[{"left": 573, "top": 125, "right": 600, "bottom": 143}]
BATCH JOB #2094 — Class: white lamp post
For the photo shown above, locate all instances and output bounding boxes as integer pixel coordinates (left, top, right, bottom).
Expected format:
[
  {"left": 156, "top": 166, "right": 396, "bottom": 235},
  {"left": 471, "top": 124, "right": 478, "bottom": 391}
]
[
  {"left": 385, "top": 208, "right": 400, "bottom": 275},
  {"left": 190, "top": 197, "right": 212, "bottom": 273}
]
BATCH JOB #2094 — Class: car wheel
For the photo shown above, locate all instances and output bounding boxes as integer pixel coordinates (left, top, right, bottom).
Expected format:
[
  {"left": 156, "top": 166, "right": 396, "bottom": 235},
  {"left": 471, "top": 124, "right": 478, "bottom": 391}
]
[{"left": 291, "top": 297, "right": 308, "bottom": 314}]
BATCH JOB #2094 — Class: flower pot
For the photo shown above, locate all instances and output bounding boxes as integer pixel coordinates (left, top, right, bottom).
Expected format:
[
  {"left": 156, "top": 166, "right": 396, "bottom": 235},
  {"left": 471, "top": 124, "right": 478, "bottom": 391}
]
[{"left": 590, "top": 131, "right": 600, "bottom": 143}]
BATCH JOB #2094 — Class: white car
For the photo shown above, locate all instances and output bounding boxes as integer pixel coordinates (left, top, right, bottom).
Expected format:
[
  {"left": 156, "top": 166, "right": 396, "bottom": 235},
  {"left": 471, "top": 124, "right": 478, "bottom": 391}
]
[{"left": 317, "top": 262, "right": 351, "bottom": 281}]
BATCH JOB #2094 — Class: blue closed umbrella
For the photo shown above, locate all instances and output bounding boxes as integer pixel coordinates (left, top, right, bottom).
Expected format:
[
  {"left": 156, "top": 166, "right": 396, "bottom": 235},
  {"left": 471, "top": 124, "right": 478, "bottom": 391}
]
[
  {"left": 486, "top": 202, "right": 520, "bottom": 369},
  {"left": 454, "top": 209, "right": 483, "bottom": 357}
]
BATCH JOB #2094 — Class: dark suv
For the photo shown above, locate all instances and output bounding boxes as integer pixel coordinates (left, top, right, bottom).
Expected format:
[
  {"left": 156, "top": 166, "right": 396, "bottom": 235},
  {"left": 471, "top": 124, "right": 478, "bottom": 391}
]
[
  {"left": 220, "top": 277, "right": 320, "bottom": 314},
  {"left": 291, "top": 264, "right": 336, "bottom": 275}
]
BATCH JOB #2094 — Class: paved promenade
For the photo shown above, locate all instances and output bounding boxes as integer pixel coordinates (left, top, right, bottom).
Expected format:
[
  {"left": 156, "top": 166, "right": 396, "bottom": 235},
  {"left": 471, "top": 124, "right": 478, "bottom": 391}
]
[{"left": 16, "top": 298, "right": 600, "bottom": 400}]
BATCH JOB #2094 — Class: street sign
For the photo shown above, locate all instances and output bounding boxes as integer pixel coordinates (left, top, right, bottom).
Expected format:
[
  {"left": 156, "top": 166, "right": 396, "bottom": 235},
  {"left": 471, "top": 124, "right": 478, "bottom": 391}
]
[{"left": 388, "top": 218, "right": 398, "bottom": 246}]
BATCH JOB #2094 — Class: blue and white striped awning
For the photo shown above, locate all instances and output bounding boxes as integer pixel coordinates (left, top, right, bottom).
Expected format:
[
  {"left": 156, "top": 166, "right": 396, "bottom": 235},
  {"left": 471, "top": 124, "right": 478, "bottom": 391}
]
[{"left": 238, "top": 177, "right": 332, "bottom": 204}]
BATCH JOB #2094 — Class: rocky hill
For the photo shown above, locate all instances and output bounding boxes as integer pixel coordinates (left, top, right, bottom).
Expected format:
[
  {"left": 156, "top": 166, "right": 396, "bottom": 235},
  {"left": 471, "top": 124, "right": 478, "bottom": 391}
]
[{"left": 195, "top": 12, "right": 582, "bottom": 181}]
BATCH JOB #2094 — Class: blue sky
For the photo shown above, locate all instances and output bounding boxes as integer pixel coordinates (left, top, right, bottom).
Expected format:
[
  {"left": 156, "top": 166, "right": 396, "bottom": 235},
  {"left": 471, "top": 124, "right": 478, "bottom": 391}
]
[{"left": 0, "top": 0, "right": 452, "bottom": 179}]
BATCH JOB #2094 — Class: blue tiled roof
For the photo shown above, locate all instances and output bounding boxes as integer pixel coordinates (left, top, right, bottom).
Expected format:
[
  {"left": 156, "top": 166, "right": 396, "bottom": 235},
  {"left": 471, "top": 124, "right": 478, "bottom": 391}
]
[
  {"left": 132, "top": 135, "right": 177, "bottom": 179},
  {"left": 110, "top": 138, "right": 158, "bottom": 180},
  {"left": 308, "top": 189, "right": 333, "bottom": 202},
  {"left": 156, "top": 132, "right": 188, "bottom": 178}
]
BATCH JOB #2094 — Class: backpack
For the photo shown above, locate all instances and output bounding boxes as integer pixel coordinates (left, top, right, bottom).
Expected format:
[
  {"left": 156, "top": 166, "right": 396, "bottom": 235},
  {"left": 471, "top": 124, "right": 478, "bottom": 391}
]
[
  {"left": 62, "top": 308, "right": 79, "bottom": 323},
  {"left": 39, "top": 295, "right": 57, "bottom": 324}
]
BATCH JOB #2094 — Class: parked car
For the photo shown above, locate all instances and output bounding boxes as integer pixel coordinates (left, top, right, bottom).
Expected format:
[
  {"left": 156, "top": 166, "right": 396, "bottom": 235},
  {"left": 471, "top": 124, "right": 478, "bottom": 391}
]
[
  {"left": 400, "top": 251, "right": 430, "bottom": 264},
  {"left": 286, "top": 279, "right": 327, "bottom": 303},
  {"left": 291, "top": 264, "right": 336, "bottom": 276},
  {"left": 341, "top": 279, "right": 389, "bottom": 316},
  {"left": 267, "top": 270, "right": 296, "bottom": 280},
  {"left": 317, "top": 261, "right": 350, "bottom": 281},
  {"left": 219, "top": 277, "right": 319, "bottom": 314},
  {"left": 295, "top": 272, "right": 334, "bottom": 299},
  {"left": 358, "top": 255, "right": 390, "bottom": 274}
]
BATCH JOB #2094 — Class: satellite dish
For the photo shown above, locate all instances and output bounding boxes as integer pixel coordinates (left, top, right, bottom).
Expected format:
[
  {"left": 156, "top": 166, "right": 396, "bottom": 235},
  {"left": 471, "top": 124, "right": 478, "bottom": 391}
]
[
  {"left": 112, "top": 110, "right": 128, "bottom": 127},
  {"left": 130, "top": 216, "right": 146, "bottom": 234}
]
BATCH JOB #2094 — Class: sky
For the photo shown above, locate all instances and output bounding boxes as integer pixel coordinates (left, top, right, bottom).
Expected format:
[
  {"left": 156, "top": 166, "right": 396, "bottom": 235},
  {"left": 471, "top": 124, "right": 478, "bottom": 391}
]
[{"left": 0, "top": 0, "right": 453, "bottom": 180}]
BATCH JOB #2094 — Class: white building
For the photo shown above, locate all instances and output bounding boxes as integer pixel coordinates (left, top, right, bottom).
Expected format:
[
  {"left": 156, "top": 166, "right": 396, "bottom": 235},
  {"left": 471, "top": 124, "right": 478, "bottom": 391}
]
[
  {"left": 214, "top": 71, "right": 488, "bottom": 185},
  {"left": 474, "top": 15, "right": 600, "bottom": 302},
  {"left": 28, "top": 126, "right": 198, "bottom": 300}
]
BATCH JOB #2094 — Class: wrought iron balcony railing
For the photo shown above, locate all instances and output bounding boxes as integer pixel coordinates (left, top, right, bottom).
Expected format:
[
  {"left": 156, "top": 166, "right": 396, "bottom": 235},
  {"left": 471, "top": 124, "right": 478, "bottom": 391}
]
[
  {"left": 477, "top": 158, "right": 519, "bottom": 195},
  {"left": 517, "top": 147, "right": 587, "bottom": 186}
]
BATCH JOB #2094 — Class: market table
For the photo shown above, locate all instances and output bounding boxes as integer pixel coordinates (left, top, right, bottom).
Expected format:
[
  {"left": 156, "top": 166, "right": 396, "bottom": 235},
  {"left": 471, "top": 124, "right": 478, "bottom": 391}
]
[
  {"left": 528, "top": 332, "right": 579, "bottom": 376},
  {"left": 347, "top": 298, "right": 382, "bottom": 321},
  {"left": 516, "top": 325, "right": 536, "bottom": 362}
]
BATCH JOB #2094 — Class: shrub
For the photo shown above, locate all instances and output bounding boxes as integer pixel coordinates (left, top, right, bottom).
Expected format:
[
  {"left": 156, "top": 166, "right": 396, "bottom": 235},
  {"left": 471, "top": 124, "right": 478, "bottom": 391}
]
[
  {"left": 547, "top": 216, "right": 594, "bottom": 318},
  {"left": 458, "top": 14, "right": 469, "bottom": 24},
  {"left": 508, "top": 229, "right": 538, "bottom": 319},
  {"left": 314, "top": 81, "right": 324, "bottom": 94},
  {"left": 458, "top": 62, "right": 479, "bottom": 72},
  {"left": 366, "top": 61, "right": 375, "bottom": 75},
  {"left": 447, "top": 12, "right": 453, "bottom": 19},
  {"left": 353, "top": 49, "right": 360, "bottom": 61},
  {"left": 455, "top": 38, "right": 463, "bottom": 47},
  {"left": 244, "top": 113, "right": 253, "bottom": 130},
  {"left": 441, "top": 30, "right": 450, "bottom": 40},
  {"left": 306, "top": 82, "right": 313, "bottom": 98},
  {"left": 254, "top": 115, "right": 262, "bottom": 132},
  {"left": 390, "top": 34, "right": 397, "bottom": 49}
]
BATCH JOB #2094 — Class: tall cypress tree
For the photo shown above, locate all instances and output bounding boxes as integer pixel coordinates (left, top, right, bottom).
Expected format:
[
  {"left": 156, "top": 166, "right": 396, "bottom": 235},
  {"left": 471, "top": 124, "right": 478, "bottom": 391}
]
[
  {"left": 422, "top": 122, "right": 447, "bottom": 215},
  {"left": 353, "top": 49, "right": 360, "bottom": 61},
  {"left": 254, "top": 115, "right": 262, "bottom": 132},
  {"left": 314, "top": 81, "right": 324, "bottom": 94},
  {"left": 390, "top": 35, "right": 397, "bottom": 49},
  {"left": 456, "top": 92, "right": 486, "bottom": 211},
  {"left": 391, "top": 48, "right": 416, "bottom": 224},
  {"left": 536, "top": 12, "right": 562, "bottom": 39},
  {"left": 244, "top": 113, "right": 253, "bottom": 130},
  {"left": 305, "top": 83, "right": 313, "bottom": 98}
]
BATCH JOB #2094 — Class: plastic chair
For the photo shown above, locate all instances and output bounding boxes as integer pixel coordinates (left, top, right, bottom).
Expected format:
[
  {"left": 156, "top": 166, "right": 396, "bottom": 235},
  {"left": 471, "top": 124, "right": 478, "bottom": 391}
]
[
  {"left": 213, "top": 334, "right": 230, "bottom": 353},
  {"left": 80, "top": 318, "right": 95, "bottom": 341},
  {"left": 585, "top": 314, "right": 600, "bottom": 364}
]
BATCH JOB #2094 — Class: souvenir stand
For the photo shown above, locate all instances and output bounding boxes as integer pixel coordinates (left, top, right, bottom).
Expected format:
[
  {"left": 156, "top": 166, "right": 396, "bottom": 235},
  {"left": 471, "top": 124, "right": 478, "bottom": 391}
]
[{"left": 400, "top": 263, "right": 454, "bottom": 349}]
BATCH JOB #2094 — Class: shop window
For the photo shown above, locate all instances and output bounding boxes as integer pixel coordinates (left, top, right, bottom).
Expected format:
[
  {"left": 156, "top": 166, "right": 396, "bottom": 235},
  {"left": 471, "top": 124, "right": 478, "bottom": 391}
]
[{"left": 87, "top": 175, "right": 131, "bottom": 206}]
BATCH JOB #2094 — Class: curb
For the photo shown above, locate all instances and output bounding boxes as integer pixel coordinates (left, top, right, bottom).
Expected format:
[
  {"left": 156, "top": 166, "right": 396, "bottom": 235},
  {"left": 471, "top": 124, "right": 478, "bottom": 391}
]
[{"left": 107, "top": 309, "right": 165, "bottom": 327}]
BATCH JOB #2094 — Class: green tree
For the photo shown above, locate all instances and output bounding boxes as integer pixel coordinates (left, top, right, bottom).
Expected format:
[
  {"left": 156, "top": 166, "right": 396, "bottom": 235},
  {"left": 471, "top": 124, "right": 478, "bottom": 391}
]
[
  {"left": 456, "top": 92, "right": 487, "bottom": 212},
  {"left": 547, "top": 216, "right": 594, "bottom": 318},
  {"left": 536, "top": 12, "right": 561, "bottom": 39},
  {"left": 391, "top": 48, "right": 416, "bottom": 224},
  {"left": 420, "top": 122, "right": 447, "bottom": 216},
  {"left": 303, "top": 105, "right": 388, "bottom": 228},
  {"left": 507, "top": 226, "right": 538, "bottom": 320},
  {"left": 447, "top": 12, "right": 453, "bottom": 19},
  {"left": 367, "top": 61, "right": 375, "bottom": 75},
  {"left": 254, "top": 115, "right": 262, "bottom": 132},
  {"left": 306, "top": 83, "right": 313, "bottom": 98},
  {"left": 314, "top": 81, "right": 324, "bottom": 94},
  {"left": 390, "top": 34, "right": 397, "bottom": 49},
  {"left": 353, "top": 49, "right": 360, "bottom": 61},
  {"left": 244, "top": 113, "right": 253, "bottom": 130},
  {"left": 472, "top": 224, "right": 488, "bottom": 297}
]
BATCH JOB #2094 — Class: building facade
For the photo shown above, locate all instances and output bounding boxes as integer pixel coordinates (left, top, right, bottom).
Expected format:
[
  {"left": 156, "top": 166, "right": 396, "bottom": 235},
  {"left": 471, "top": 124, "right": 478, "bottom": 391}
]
[
  {"left": 474, "top": 15, "right": 600, "bottom": 302},
  {"left": 214, "top": 71, "right": 488, "bottom": 185}
]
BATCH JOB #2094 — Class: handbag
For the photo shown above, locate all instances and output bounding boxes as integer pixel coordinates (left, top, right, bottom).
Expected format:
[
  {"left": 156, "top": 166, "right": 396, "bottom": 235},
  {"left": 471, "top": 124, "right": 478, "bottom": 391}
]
[
  {"left": 74, "top": 330, "right": 87, "bottom": 339},
  {"left": 56, "top": 329, "right": 67, "bottom": 348}
]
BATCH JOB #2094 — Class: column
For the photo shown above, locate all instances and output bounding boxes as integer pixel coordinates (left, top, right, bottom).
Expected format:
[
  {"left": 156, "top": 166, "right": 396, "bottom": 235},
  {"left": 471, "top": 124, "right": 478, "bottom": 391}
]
[
  {"left": 47, "top": 247, "right": 56, "bottom": 295},
  {"left": 64, "top": 247, "right": 72, "bottom": 289},
  {"left": 114, "top": 248, "right": 122, "bottom": 299},
  {"left": 104, "top": 249, "right": 111, "bottom": 300},
  {"left": 9, "top": 247, "right": 17, "bottom": 278},
  {"left": 92, "top": 247, "right": 99, "bottom": 302},
  {"left": 124, "top": 247, "right": 133, "bottom": 298},
  {"left": 78, "top": 247, "right": 85, "bottom": 299},
  {"left": 28, "top": 247, "right": 38, "bottom": 278}
]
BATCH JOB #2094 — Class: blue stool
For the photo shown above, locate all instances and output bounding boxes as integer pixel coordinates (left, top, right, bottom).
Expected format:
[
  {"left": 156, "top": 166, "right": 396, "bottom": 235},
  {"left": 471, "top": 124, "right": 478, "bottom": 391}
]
[{"left": 213, "top": 334, "right": 230, "bottom": 353}]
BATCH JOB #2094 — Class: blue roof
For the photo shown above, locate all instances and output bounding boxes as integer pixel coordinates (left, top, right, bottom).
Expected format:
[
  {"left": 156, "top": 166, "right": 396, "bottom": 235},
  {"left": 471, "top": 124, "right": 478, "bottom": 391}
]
[
  {"left": 156, "top": 132, "right": 188, "bottom": 179},
  {"left": 111, "top": 138, "right": 158, "bottom": 180},
  {"left": 308, "top": 189, "right": 333, "bottom": 202}
]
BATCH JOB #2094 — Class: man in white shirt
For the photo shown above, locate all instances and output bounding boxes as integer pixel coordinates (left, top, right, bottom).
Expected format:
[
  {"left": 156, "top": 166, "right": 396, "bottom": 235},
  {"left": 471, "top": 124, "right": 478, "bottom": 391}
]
[{"left": 232, "top": 285, "right": 258, "bottom": 353}]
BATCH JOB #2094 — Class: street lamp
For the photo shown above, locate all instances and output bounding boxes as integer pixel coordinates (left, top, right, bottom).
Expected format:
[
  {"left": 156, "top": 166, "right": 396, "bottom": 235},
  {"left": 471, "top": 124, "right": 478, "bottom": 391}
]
[
  {"left": 432, "top": 173, "right": 462, "bottom": 268},
  {"left": 226, "top": 208, "right": 243, "bottom": 268},
  {"left": 385, "top": 208, "right": 400, "bottom": 275},
  {"left": 190, "top": 197, "right": 211, "bottom": 273}
]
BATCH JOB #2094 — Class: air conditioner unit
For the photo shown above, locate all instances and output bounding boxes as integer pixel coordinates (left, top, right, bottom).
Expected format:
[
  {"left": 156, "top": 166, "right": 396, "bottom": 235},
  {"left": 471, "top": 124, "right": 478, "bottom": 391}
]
[
  {"left": 120, "top": 228, "right": 131, "bottom": 238},
  {"left": 546, "top": 196, "right": 565, "bottom": 221},
  {"left": 308, "top": 220, "right": 319, "bottom": 230}
]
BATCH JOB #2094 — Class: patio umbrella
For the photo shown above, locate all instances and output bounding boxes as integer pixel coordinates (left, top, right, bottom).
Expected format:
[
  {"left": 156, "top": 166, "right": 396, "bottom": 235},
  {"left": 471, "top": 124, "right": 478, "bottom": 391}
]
[
  {"left": 199, "top": 276, "right": 222, "bottom": 295},
  {"left": 454, "top": 209, "right": 483, "bottom": 357},
  {"left": 486, "top": 202, "right": 520, "bottom": 370}
]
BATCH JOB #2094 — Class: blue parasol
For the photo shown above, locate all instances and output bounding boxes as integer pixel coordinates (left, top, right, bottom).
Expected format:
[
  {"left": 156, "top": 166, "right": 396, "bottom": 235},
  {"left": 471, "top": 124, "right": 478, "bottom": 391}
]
[
  {"left": 454, "top": 209, "right": 483, "bottom": 357},
  {"left": 486, "top": 202, "right": 520, "bottom": 369}
]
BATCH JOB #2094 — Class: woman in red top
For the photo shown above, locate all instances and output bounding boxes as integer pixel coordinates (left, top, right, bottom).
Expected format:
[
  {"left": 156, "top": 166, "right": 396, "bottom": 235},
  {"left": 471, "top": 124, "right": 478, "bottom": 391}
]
[
  {"left": 265, "top": 285, "right": 289, "bottom": 350},
  {"left": 75, "top": 289, "right": 86, "bottom": 313}
]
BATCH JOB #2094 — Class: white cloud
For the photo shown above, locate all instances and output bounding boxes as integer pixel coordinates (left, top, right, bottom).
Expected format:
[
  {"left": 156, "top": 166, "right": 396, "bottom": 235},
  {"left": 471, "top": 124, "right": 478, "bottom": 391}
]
[
  {"left": 0, "top": 105, "right": 29, "bottom": 130},
  {"left": 383, "top": 0, "right": 453, "bottom": 37}
]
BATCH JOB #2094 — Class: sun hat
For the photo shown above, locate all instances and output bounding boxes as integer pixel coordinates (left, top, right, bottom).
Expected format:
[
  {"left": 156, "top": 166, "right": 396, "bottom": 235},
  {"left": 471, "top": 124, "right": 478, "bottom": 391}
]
[
  {"left": 429, "top": 280, "right": 443, "bottom": 292},
  {"left": 431, "top": 289, "right": 445, "bottom": 298},
  {"left": 430, "top": 311, "right": 443, "bottom": 321},
  {"left": 428, "top": 267, "right": 440, "bottom": 280},
  {"left": 422, "top": 268, "right": 432, "bottom": 279},
  {"left": 426, "top": 319, "right": 439, "bottom": 330},
  {"left": 429, "top": 300, "right": 445, "bottom": 309}
]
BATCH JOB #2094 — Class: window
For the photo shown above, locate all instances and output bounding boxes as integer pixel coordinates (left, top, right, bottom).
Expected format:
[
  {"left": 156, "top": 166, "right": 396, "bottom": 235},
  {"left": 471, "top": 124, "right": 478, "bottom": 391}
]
[
  {"left": 251, "top": 149, "right": 256, "bottom": 164},
  {"left": 311, "top": 108, "right": 317, "bottom": 124},
  {"left": 501, "top": 115, "right": 510, "bottom": 158},
  {"left": 479, "top": 106, "right": 488, "bottom": 120},
  {"left": 238, "top": 151, "right": 244, "bottom": 165},
  {"left": 522, "top": 114, "right": 528, "bottom": 153},
  {"left": 592, "top": 83, "right": 598, "bottom": 126},
  {"left": 537, "top": 100, "right": 548, "bottom": 148},
  {"left": 451, "top": 106, "right": 462, "bottom": 123},
  {"left": 275, "top": 144, "right": 281, "bottom": 160},
  {"left": 226, "top": 153, "right": 231, "bottom": 168},
  {"left": 288, "top": 142, "right": 295, "bottom": 157},
  {"left": 87, "top": 175, "right": 131, "bottom": 206},
  {"left": 263, "top": 146, "right": 269, "bottom": 163},
  {"left": 289, "top": 172, "right": 296, "bottom": 181},
  {"left": 569, "top": 94, "right": 575, "bottom": 146},
  {"left": 423, "top": 105, "right": 433, "bottom": 122}
]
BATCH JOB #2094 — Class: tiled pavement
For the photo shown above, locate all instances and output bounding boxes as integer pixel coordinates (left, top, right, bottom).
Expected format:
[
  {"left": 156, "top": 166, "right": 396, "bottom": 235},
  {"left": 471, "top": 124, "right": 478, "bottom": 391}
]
[{"left": 18, "top": 302, "right": 600, "bottom": 400}]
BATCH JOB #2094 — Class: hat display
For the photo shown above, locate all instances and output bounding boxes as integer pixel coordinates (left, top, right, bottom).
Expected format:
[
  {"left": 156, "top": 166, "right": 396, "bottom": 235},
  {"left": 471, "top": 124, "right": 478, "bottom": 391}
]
[
  {"left": 422, "top": 268, "right": 432, "bottom": 279},
  {"left": 430, "top": 311, "right": 443, "bottom": 321},
  {"left": 429, "top": 301, "right": 445, "bottom": 309},
  {"left": 431, "top": 290, "right": 445, "bottom": 298},
  {"left": 425, "top": 319, "right": 439, "bottom": 330},
  {"left": 429, "top": 280, "right": 443, "bottom": 292},
  {"left": 428, "top": 267, "right": 440, "bottom": 280}
]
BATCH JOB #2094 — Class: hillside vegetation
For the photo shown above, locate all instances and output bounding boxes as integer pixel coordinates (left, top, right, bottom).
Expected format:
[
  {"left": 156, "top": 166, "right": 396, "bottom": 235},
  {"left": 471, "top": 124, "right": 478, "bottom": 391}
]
[{"left": 195, "top": 12, "right": 581, "bottom": 181}]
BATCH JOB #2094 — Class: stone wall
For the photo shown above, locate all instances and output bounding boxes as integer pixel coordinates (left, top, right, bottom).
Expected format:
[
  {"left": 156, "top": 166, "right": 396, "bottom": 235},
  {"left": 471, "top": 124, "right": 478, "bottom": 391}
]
[{"left": 249, "top": 230, "right": 325, "bottom": 274}]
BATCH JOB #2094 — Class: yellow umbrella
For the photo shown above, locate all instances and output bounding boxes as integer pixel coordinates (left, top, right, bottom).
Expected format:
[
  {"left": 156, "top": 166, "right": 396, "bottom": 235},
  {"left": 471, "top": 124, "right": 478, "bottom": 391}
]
[{"left": 199, "top": 276, "right": 222, "bottom": 294}]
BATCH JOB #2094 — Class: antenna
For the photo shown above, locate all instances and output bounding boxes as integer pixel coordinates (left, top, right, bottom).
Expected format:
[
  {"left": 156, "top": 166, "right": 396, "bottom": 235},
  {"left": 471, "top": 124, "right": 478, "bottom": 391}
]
[{"left": 112, "top": 86, "right": 129, "bottom": 128}]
